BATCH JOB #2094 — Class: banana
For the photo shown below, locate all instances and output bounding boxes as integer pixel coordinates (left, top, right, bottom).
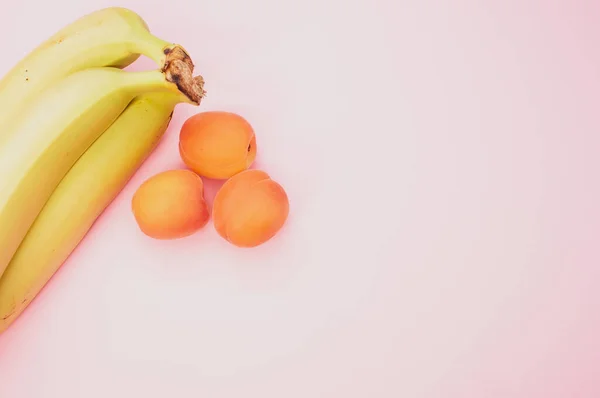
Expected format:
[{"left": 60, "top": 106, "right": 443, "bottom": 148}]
[
  {"left": 0, "top": 59, "right": 205, "bottom": 279},
  {"left": 0, "top": 6, "right": 188, "bottom": 132},
  {"left": 0, "top": 93, "right": 182, "bottom": 333}
]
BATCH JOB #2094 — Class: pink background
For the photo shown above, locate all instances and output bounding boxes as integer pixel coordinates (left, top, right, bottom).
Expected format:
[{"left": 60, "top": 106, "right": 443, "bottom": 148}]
[{"left": 1, "top": 0, "right": 600, "bottom": 396}]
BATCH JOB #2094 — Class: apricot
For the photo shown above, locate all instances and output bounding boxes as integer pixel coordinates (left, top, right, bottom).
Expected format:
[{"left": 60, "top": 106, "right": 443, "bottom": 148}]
[
  {"left": 212, "top": 169, "right": 289, "bottom": 248},
  {"left": 179, "top": 111, "right": 257, "bottom": 180},
  {"left": 131, "top": 169, "right": 209, "bottom": 240}
]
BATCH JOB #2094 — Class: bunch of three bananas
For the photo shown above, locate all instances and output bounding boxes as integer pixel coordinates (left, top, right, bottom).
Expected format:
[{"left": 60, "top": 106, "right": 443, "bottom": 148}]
[{"left": 0, "top": 7, "right": 205, "bottom": 333}]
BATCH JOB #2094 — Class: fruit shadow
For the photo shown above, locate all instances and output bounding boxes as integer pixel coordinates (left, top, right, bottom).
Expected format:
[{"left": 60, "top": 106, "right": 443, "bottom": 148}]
[{"left": 200, "top": 177, "right": 225, "bottom": 209}]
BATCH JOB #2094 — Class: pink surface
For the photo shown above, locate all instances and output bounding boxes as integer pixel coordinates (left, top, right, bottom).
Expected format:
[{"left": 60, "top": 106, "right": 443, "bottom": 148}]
[{"left": 1, "top": 0, "right": 600, "bottom": 396}]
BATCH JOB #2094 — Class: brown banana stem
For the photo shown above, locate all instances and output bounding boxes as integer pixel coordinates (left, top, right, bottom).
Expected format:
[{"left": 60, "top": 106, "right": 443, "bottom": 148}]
[
  {"left": 162, "top": 45, "right": 195, "bottom": 72},
  {"left": 162, "top": 47, "right": 206, "bottom": 105}
]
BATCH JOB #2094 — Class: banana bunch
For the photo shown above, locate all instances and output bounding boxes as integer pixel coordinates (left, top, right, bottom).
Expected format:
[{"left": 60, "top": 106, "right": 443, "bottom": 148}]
[{"left": 0, "top": 7, "right": 205, "bottom": 333}]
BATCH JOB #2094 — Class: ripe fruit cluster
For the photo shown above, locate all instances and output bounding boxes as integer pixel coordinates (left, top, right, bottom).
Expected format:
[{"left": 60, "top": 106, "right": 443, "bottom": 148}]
[
  {"left": 131, "top": 111, "right": 289, "bottom": 248},
  {"left": 0, "top": 6, "right": 291, "bottom": 335}
]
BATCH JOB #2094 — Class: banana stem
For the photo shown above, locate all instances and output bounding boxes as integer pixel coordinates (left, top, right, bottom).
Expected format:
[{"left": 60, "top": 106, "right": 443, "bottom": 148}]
[
  {"left": 125, "top": 59, "right": 205, "bottom": 105},
  {"left": 131, "top": 32, "right": 196, "bottom": 76},
  {"left": 163, "top": 58, "right": 206, "bottom": 104},
  {"left": 131, "top": 32, "right": 173, "bottom": 67}
]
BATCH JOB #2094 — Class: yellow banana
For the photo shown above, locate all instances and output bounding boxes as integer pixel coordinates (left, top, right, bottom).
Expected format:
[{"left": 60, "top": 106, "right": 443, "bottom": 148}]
[
  {"left": 0, "top": 59, "right": 205, "bottom": 279},
  {"left": 0, "top": 93, "right": 182, "bottom": 332},
  {"left": 0, "top": 6, "right": 188, "bottom": 132}
]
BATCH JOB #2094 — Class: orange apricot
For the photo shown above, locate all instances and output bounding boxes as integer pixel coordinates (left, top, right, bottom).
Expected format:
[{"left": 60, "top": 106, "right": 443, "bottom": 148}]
[
  {"left": 212, "top": 169, "right": 289, "bottom": 248},
  {"left": 131, "top": 169, "right": 209, "bottom": 240},
  {"left": 179, "top": 111, "right": 257, "bottom": 180}
]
